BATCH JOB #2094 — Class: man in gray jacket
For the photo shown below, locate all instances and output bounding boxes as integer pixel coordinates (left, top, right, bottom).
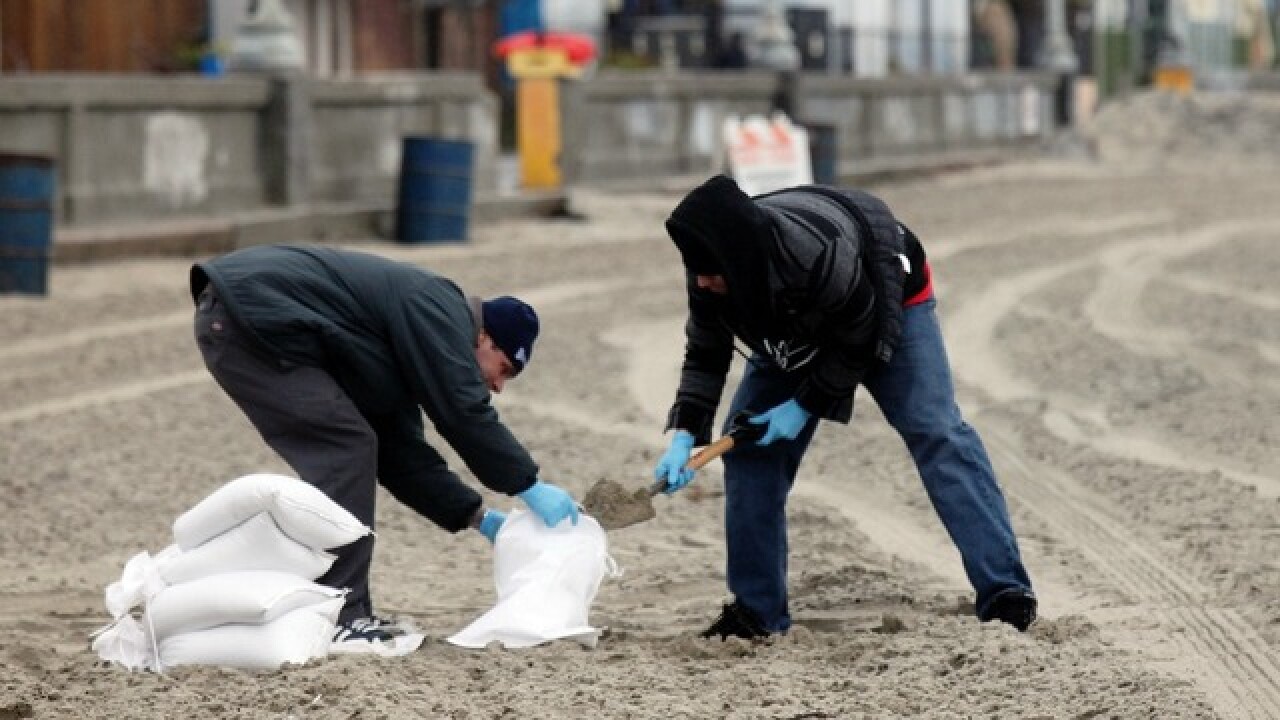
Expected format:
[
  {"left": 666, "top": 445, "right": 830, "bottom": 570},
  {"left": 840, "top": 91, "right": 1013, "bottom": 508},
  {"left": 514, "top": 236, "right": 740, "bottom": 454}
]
[
  {"left": 653, "top": 175, "right": 1036, "bottom": 639},
  {"left": 191, "top": 244, "right": 578, "bottom": 655}
]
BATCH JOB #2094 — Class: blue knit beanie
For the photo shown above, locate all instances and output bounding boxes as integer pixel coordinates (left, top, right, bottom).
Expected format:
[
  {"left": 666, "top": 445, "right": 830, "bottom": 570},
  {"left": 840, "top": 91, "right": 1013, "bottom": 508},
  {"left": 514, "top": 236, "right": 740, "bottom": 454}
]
[{"left": 482, "top": 296, "right": 539, "bottom": 375}]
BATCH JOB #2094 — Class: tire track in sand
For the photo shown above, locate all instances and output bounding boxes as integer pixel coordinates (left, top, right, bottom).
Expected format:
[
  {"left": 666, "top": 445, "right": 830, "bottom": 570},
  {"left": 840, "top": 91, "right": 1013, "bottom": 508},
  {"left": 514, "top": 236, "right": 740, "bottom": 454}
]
[
  {"left": 948, "top": 220, "right": 1280, "bottom": 498},
  {"left": 948, "top": 218, "right": 1280, "bottom": 720},
  {"left": 982, "top": 425, "right": 1280, "bottom": 720}
]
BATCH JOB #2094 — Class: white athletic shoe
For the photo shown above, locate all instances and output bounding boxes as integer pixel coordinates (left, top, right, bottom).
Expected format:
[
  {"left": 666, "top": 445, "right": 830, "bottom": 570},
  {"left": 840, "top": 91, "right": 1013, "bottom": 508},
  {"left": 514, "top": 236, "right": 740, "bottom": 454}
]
[{"left": 330, "top": 616, "right": 425, "bottom": 657}]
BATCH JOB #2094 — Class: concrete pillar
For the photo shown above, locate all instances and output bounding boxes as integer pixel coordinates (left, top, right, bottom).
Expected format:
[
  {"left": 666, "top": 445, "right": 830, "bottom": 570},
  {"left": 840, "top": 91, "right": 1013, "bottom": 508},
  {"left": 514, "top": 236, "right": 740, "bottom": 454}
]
[{"left": 262, "top": 74, "right": 311, "bottom": 206}]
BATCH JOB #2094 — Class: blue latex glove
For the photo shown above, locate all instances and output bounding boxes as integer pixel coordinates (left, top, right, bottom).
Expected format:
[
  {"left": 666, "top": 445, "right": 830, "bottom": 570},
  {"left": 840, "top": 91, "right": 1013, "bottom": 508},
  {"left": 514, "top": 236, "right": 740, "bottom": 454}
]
[
  {"left": 749, "top": 399, "right": 812, "bottom": 446},
  {"left": 477, "top": 509, "right": 505, "bottom": 543},
  {"left": 518, "top": 480, "right": 580, "bottom": 527},
  {"left": 653, "top": 430, "right": 697, "bottom": 494}
]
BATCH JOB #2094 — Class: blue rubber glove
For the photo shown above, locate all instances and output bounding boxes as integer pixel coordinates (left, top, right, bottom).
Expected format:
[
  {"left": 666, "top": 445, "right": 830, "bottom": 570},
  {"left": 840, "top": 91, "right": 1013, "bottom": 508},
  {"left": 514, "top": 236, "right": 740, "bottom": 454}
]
[
  {"left": 477, "top": 509, "right": 505, "bottom": 543},
  {"left": 654, "top": 430, "right": 697, "bottom": 494},
  {"left": 518, "top": 480, "right": 580, "bottom": 527},
  {"left": 749, "top": 399, "right": 812, "bottom": 446}
]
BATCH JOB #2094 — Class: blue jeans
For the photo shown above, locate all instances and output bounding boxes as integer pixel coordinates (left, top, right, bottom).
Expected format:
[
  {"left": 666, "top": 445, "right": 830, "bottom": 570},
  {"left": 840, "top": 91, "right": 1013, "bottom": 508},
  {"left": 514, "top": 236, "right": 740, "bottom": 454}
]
[{"left": 722, "top": 298, "right": 1033, "bottom": 632}]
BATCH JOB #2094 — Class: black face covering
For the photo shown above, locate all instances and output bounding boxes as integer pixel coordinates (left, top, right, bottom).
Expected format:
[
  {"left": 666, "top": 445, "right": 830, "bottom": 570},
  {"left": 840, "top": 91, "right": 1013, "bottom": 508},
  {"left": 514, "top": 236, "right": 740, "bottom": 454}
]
[{"left": 664, "top": 174, "right": 780, "bottom": 332}]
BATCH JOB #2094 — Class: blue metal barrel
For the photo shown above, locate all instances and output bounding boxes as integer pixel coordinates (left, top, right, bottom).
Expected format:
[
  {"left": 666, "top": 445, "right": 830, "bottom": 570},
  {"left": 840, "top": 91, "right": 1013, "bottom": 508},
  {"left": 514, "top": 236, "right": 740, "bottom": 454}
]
[
  {"left": 395, "top": 137, "right": 475, "bottom": 244},
  {"left": 0, "top": 153, "right": 56, "bottom": 295}
]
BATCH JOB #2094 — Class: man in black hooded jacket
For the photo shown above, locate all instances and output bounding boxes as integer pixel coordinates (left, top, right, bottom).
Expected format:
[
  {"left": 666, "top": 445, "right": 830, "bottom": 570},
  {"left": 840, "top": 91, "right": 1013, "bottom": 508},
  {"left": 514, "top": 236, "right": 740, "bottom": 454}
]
[
  {"left": 191, "top": 244, "right": 579, "bottom": 655},
  {"left": 653, "top": 175, "right": 1036, "bottom": 639}
]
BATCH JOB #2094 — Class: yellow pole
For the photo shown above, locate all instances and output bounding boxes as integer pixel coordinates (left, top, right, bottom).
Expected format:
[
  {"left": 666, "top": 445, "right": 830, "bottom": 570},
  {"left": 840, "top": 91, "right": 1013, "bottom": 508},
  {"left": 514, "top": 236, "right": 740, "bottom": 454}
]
[
  {"left": 516, "top": 76, "right": 562, "bottom": 189},
  {"left": 507, "top": 47, "right": 579, "bottom": 190}
]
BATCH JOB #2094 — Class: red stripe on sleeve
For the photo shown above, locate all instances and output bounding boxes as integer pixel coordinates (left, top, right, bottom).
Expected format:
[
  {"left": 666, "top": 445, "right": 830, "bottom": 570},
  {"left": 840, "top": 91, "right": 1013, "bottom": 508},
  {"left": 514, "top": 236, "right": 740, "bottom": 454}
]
[{"left": 904, "top": 260, "right": 934, "bottom": 307}]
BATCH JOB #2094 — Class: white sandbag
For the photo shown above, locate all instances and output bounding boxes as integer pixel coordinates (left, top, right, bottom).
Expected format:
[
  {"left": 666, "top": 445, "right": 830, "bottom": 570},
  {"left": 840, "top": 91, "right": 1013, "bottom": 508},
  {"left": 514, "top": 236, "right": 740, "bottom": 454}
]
[
  {"left": 173, "top": 473, "right": 368, "bottom": 551},
  {"left": 145, "top": 571, "right": 345, "bottom": 640},
  {"left": 447, "top": 508, "right": 619, "bottom": 649},
  {"left": 104, "top": 513, "right": 334, "bottom": 621},
  {"left": 90, "top": 615, "right": 153, "bottom": 671},
  {"left": 105, "top": 549, "right": 171, "bottom": 620},
  {"left": 160, "top": 512, "right": 335, "bottom": 585},
  {"left": 157, "top": 596, "right": 344, "bottom": 671}
]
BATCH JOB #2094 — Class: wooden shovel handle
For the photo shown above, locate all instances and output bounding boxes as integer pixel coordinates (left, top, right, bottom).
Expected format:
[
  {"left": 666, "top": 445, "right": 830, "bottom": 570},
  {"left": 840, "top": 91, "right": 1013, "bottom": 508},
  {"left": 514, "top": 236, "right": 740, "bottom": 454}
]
[
  {"left": 646, "top": 435, "right": 741, "bottom": 497},
  {"left": 685, "top": 435, "right": 737, "bottom": 471}
]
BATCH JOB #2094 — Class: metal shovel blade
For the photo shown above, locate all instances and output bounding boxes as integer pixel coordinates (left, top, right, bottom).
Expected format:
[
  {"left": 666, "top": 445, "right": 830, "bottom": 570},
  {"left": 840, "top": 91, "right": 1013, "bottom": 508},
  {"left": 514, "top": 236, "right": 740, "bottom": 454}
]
[
  {"left": 583, "top": 412, "right": 763, "bottom": 531},
  {"left": 583, "top": 478, "right": 659, "bottom": 531}
]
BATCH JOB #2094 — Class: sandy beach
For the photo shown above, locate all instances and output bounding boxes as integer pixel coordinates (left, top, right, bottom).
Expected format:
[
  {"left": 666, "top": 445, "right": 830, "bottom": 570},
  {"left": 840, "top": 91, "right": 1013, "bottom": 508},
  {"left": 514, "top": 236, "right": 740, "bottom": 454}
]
[{"left": 2, "top": 91, "right": 1278, "bottom": 719}]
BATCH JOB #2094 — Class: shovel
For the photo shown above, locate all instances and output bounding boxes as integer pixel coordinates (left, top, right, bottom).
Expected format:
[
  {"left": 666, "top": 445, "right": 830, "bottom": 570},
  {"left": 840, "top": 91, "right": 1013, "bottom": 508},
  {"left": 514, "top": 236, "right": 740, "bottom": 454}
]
[{"left": 583, "top": 411, "right": 764, "bottom": 531}]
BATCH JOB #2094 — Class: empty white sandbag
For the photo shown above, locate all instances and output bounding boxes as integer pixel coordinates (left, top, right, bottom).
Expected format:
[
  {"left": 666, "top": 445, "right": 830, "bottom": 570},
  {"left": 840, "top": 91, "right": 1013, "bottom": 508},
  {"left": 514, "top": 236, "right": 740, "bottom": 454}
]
[
  {"left": 173, "top": 473, "right": 368, "bottom": 551},
  {"left": 156, "top": 597, "right": 344, "bottom": 671},
  {"left": 447, "top": 508, "right": 619, "bottom": 649},
  {"left": 145, "top": 571, "right": 345, "bottom": 639}
]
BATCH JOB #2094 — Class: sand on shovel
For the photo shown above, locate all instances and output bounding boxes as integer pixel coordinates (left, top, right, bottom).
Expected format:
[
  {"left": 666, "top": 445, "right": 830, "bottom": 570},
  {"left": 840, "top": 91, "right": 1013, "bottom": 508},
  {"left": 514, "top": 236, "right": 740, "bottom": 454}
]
[
  {"left": 582, "top": 479, "right": 657, "bottom": 531},
  {"left": 584, "top": 428, "right": 751, "bottom": 530}
]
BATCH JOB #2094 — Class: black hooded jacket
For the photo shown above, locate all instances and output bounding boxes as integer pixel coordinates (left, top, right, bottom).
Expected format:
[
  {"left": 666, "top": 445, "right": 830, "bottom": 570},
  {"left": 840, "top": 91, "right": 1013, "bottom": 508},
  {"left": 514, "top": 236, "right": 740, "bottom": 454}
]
[{"left": 664, "top": 175, "right": 928, "bottom": 443}]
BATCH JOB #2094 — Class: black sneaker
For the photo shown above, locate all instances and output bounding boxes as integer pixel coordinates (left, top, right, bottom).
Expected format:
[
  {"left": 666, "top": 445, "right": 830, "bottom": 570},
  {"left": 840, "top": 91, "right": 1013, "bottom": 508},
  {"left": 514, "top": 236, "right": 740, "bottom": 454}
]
[
  {"left": 982, "top": 590, "right": 1037, "bottom": 632},
  {"left": 331, "top": 616, "right": 424, "bottom": 656},
  {"left": 701, "top": 601, "right": 771, "bottom": 641}
]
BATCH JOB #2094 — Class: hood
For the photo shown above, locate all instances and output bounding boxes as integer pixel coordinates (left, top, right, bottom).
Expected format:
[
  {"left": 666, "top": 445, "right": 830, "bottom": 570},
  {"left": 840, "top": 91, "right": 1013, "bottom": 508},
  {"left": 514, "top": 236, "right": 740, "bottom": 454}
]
[{"left": 665, "top": 174, "right": 779, "bottom": 330}]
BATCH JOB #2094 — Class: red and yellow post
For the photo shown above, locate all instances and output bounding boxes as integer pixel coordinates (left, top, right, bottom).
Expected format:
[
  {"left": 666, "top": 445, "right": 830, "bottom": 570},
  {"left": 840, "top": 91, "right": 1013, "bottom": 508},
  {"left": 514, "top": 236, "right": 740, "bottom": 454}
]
[{"left": 505, "top": 48, "right": 580, "bottom": 190}]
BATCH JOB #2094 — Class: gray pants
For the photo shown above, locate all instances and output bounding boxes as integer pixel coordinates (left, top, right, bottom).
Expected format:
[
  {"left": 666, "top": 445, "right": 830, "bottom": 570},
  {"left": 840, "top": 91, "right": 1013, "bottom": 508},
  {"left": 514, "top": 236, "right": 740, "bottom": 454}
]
[{"left": 194, "top": 287, "right": 375, "bottom": 623}]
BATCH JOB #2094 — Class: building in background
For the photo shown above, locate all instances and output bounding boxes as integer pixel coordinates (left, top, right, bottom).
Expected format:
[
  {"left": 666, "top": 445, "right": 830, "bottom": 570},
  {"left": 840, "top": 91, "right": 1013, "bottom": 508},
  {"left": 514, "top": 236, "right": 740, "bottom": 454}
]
[
  {"left": 1092, "top": 0, "right": 1276, "bottom": 99},
  {"left": 0, "top": 0, "right": 508, "bottom": 80},
  {"left": 0, "top": 0, "right": 207, "bottom": 73},
  {"left": 209, "top": 0, "right": 499, "bottom": 78},
  {"left": 606, "top": 0, "right": 974, "bottom": 76},
  {"left": 4, "top": 0, "right": 1272, "bottom": 83}
]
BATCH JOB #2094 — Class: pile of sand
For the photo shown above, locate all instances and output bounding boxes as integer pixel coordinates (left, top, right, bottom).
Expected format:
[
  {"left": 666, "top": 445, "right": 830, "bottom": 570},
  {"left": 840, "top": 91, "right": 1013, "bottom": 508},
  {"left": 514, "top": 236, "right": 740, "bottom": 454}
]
[{"left": 1086, "top": 89, "right": 1280, "bottom": 173}]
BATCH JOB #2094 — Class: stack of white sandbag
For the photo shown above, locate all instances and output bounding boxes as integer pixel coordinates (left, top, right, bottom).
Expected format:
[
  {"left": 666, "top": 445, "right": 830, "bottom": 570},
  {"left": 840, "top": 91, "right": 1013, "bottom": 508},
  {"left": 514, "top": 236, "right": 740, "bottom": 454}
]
[{"left": 92, "top": 473, "right": 370, "bottom": 672}]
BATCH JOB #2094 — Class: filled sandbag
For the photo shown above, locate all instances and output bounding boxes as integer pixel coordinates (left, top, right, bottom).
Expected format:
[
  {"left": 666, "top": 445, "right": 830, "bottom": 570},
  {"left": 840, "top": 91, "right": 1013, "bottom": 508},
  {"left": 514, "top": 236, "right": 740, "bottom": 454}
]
[
  {"left": 156, "top": 597, "right": 344, "bottom": 671},
  {"left": 160, "top": 512, "right": 335, "bottom": 584},
  {"left": 173, "top": 472, "right": 368, "bottom": 551},
  {"left": 105, "top": 512, "right": 335, "bottom": 618},
  {"left": 144, "top": 571, "right": 345, "bottom": 639},
  {"left": 95, "top": 473, "right": 367, "bottom": 672},
  {"left": 92, "top": 594, "right": 344, "bottom": 672}
]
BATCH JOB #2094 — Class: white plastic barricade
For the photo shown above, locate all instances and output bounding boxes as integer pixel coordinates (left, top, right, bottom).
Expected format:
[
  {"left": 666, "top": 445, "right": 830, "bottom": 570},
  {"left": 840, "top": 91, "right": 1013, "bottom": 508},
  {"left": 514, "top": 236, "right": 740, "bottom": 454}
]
[{"left": 723, "top": 113, "right": 813, "bottom": 197}]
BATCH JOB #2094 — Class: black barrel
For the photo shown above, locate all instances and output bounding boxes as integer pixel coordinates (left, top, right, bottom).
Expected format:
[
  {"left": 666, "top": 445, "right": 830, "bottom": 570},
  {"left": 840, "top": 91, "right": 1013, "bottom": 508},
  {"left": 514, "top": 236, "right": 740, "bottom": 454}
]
[
  {"left": 806, "top": 124, "right": 839, "bottom": 186},
  {"left": 0, "top": 153, "right": 56, "bottom": 295},
  {"left": 395, "top": 137, "right": 475, "bottom": 244}
]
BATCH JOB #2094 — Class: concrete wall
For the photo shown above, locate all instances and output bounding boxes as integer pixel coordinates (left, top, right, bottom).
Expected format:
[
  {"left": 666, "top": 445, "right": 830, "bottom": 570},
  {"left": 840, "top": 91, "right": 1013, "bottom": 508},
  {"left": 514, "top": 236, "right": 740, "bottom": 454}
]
[
  {"left": 0, "top": 77, "right": 269, "bottom": 225},
  {"left": 0, "top": 73, "right": 496, "bottom": 228},
  {"left": 562, "top": 69, "right": 1058, "bottom": 186},
  {"left": 2, "top": 70, "right": 1056, "bottom": 232},
  {"left": 560, "top": 72, "right": 777, "bottom": 183},
  {"left": 307, "top": 74, "right": 498, "bottom": 204}
]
